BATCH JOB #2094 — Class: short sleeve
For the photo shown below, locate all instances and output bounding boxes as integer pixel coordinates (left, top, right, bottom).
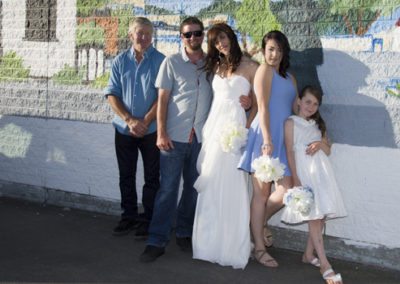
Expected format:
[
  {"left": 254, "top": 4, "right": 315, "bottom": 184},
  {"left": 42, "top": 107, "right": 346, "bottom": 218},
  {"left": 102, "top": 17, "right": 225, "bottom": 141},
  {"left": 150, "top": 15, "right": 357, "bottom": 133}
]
[{"left": 155, "top": 57, "right": 173, "bottom": 91}]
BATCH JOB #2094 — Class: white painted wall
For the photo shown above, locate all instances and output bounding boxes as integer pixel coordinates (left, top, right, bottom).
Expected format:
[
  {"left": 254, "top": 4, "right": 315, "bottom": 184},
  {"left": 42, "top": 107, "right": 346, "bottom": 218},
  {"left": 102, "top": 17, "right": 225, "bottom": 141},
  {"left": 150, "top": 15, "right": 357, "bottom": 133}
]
[
  {"left": 0, "top": 115, "right": 124, "bottom": 201},
  {"left": 270, "top": 144, "right": 400, "bottom": 249},
  {"left": 1, "top": 115, "right": 399, "bottom": 250},
  {"left": 1, "top": 0, "right": 76, "bottom": 77}
]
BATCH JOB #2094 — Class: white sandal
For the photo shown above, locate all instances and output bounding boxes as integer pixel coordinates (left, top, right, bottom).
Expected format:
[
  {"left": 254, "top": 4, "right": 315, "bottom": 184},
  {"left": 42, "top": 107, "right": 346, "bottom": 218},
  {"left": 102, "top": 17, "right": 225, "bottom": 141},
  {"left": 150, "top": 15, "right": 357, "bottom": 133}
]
[
  {"left": 322, "top": 268, "right": 343, "bottom": 283},
  {"left": 302, "top": 256, "right": 321, "bottom": 267}
]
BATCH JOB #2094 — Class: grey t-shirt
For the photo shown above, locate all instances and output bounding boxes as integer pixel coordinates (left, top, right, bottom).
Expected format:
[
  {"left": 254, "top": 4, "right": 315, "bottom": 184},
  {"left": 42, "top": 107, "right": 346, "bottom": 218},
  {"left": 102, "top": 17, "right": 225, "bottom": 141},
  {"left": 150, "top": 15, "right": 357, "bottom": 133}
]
[{"left": 155, "top": 50, "right": 213, "bottom": 143}]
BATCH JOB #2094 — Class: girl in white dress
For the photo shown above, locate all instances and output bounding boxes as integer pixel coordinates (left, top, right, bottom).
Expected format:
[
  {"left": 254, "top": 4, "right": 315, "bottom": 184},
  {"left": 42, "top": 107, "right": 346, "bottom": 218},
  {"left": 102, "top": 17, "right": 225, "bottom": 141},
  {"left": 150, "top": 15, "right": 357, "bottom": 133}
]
[
  {"left": 282, "top": 86, "right": 346, "bottom": 284},
  {"left": 192, "top": 23, "right": 258, "bottom": 269}
]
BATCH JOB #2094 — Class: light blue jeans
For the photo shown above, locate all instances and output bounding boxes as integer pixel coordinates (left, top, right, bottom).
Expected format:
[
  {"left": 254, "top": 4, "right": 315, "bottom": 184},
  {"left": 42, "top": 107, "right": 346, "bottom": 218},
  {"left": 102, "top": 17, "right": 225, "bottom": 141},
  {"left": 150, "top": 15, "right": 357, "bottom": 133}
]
[{"left": 147, "top": 136, "right": 201, "bottom": 247}]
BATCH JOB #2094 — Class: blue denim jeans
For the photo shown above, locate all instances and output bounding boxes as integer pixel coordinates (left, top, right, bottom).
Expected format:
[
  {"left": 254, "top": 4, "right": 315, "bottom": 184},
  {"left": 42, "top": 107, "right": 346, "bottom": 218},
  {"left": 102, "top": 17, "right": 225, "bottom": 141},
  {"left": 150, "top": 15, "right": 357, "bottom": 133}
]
[{"left": 147, "top": 136, "right": 201, "bottom": 247}]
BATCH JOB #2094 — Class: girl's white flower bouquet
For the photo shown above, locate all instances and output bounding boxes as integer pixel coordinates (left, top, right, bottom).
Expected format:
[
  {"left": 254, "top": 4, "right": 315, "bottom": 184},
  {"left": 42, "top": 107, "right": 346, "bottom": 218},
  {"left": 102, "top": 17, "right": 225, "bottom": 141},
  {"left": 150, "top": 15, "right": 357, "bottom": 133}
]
[
  {"left": 251, "top": 155, "right": 286, "bottom": 183},
  {"left": 219, "top": 122, "right": 248, "bottom": 154},
  {"left": 283, "top": 186, "right": 314, "bottom": 216}
]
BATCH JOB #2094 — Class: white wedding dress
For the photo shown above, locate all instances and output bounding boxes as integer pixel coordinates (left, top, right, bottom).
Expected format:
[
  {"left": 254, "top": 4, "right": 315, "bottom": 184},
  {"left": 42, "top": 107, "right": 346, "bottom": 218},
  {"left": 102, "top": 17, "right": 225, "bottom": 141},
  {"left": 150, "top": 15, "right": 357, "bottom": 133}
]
[{"left": 192, "top": 74, "right": 251, "bottom": 269}]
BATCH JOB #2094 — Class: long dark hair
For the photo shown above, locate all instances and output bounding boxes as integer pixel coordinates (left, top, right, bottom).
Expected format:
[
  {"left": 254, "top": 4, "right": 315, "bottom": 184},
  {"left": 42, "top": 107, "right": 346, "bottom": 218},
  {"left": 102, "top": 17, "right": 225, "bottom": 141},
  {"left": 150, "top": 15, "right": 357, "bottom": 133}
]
[
  {"left": 203, "top": 23, "right": 242, "bottom": 79},
  {"left": 261, "top": 30, "right": 290, "bottom": 78},
  {"left": 299, "top": 85, "right": 327, "bottom": 137}
]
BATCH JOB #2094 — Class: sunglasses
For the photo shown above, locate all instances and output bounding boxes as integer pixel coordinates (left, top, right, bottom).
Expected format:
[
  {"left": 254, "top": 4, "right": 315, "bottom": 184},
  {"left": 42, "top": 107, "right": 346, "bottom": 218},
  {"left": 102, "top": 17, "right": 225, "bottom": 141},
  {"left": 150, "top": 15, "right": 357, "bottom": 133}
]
[{"left": 182, "top": 30, "right": 203, "bottom": 39}]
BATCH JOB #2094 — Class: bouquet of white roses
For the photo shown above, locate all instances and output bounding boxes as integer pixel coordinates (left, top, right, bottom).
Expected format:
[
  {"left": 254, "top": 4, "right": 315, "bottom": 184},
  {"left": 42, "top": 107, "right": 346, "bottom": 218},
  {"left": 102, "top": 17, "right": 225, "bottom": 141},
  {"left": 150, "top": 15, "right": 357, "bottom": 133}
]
[
  {"left": 251, "top": 155, "right": 285, "bottom": 183},
  {"left": 283, "top": 186, "right": 314, "bottom": 216},
  {"left": 219, "top": 122, "right": 248, "bottom": 154}
]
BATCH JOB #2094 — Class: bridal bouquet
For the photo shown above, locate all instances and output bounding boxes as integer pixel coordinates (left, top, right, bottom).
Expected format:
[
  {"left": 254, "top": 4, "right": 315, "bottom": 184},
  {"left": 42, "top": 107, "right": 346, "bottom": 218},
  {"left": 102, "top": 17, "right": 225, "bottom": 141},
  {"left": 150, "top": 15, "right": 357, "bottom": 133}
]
[
  {"left": 251, "top": 156, "right": 285, "bottom": 183},
  {"left": 219, "top": 122, "right": 248, "bottom": 154},
  {"left": 283, "top": 186, "right": 314, "bottom": 216}
]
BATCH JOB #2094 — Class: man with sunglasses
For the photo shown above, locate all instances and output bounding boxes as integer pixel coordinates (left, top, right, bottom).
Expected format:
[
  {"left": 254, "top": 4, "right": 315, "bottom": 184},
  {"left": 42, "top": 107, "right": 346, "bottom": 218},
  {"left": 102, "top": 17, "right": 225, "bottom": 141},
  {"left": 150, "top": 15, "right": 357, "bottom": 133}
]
[
  {"left": 105, "top": 17, "right": 165, "bottom": 238},
  {"left": 140, "top": 16, "right": 213, "bottom": 262}
]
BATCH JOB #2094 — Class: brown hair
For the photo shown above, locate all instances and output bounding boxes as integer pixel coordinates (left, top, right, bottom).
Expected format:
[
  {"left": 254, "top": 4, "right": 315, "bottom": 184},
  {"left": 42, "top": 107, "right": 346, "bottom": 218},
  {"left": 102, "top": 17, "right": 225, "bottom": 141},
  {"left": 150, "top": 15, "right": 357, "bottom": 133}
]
[
  {"left": 203, "top": 23, "right": 242, "bottom": 80},
  {"left": 261, "top": 30, "right": 290, "bottom": 78},
  {"left": 299, "top": 85, "right": 327, "bottom": 137},
  {"left": 179, "top": 16, "right": 204, "bottom": 33}
]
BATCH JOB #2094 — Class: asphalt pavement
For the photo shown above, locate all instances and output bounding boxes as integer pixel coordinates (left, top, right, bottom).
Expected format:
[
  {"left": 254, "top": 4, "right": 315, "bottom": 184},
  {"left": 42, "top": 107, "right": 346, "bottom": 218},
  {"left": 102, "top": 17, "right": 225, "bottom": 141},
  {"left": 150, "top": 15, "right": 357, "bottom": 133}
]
[{"left": 1, "top": 197, "right": 399, "bottom": 283}]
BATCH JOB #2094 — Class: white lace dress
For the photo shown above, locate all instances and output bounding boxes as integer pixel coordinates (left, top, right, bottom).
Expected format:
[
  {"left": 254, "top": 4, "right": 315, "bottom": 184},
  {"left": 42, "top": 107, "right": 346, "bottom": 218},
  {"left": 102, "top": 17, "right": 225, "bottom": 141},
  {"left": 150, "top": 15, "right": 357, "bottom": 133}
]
[
  {"left": 192, "top": 74, "right": 251, "bottom": 269},
  {"left": 281, "top": 115, "right": 347, "bottom": 224}
]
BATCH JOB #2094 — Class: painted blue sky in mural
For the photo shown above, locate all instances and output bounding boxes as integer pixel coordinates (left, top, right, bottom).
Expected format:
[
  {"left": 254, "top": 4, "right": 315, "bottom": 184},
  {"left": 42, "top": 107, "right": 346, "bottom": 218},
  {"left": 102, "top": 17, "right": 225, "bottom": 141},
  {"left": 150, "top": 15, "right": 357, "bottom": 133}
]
[
  {"left": 368, "top": 7, "right": 400, "bottom": 33},
  {"left": 146, "top": 0, "right": 214, "bottom": 15}
]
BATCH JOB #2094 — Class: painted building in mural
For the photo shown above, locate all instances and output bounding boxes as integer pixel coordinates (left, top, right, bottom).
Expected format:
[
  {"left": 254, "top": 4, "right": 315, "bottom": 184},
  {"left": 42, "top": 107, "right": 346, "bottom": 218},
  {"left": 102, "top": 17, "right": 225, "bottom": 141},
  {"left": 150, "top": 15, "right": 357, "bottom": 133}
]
[{"left": 0, "top": 0, "right": 400, "bottom": 270}]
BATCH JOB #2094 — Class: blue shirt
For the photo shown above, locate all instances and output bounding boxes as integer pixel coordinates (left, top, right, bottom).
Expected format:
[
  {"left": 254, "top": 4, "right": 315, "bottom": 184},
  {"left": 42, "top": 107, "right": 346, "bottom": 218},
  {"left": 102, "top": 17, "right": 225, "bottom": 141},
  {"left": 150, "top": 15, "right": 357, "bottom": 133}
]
[
  {"left": 104, "top": 46, "right": 165, "bottom": 135},
  {"left": 155, "top": 50, "right": 213, "bottom": 143}
]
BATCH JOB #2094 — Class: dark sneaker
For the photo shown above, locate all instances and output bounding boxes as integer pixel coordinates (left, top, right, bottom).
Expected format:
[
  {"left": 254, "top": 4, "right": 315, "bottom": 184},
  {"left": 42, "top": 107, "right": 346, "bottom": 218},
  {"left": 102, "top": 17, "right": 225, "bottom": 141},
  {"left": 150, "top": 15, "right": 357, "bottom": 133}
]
[
  {"left": 134, "top": 222, "right": 149, "bottom": 239},
  {"left": 112, "top": 219, "right": 139, "bottom": 236},
  {"left": 176, "top": 237, "right": 192, "bottom": 252},
  {"left": 139, "top": 245, "right": 165, "bottom": 263}
]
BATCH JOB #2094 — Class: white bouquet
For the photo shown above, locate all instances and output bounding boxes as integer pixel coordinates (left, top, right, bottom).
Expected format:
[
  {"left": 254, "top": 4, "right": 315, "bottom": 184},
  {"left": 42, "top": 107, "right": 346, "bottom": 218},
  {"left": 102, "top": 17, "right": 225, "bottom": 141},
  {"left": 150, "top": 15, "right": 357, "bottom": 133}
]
[
  {"left": 251, "top": 155, "right": 285, "bottom": 183},
  {"left": 219, "top": 122, "right": 248, "bottom": 154},
  {"left": 283, "top": 186, "right": 314, "bottom": 216}
]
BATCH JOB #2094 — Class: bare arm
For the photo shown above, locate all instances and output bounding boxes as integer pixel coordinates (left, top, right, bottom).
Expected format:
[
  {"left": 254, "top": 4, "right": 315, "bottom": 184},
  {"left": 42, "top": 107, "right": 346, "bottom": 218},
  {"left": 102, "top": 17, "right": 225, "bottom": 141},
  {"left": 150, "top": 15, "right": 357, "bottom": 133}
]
[
  {"left": 289, "top": 74, "right": 299, "bottom": 114},
  {"left": 246, "top": 90, "right": 258, "bottom": 128},
  {"left": 107, "top": 95, "right": 147, "bottom": 137},
  {"left": 244, "top": 59, "right": 259, "bottom": 128},
  {"left": 157, "top": 88, "right": 174, "bottom": 150},
  {"left": 143, "top": 100, "right": 158, "bottom": 127},
  {"left": 254, "top": 64, "right": 273, "bottom": 156},
  {"left": 284, "top": 119, "right": 301, "bottom": 187}
]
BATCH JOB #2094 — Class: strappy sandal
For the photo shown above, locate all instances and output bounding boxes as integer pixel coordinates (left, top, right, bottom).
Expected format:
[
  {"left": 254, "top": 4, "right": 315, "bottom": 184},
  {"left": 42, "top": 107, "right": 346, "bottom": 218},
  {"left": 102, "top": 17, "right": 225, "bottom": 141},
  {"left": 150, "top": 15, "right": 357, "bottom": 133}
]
[
  {"left": 322, "top": 267, "right": 343, "bottom": 284},
  {"left": 254, "top": 250, "right": 278, "bottom": 268},
  {"left": 302, "top": 255, "right": 321, "bottom": 267},
  {"left": 263, "top": 225, "right": 273, "bottom": 248}
]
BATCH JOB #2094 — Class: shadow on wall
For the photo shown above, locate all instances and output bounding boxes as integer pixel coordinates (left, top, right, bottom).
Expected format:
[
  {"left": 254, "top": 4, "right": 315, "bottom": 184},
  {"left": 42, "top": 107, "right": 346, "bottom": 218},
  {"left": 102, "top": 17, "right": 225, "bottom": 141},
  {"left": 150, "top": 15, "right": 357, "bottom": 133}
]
[
  {"left": 290, "top": 47, "right": 323, "bottom": 92},
  {"left": 0, "top": 116, "right": 120, "bottom": 200},
  {"left": 317, "top": 49, "right": 397, "bottom": 148}
]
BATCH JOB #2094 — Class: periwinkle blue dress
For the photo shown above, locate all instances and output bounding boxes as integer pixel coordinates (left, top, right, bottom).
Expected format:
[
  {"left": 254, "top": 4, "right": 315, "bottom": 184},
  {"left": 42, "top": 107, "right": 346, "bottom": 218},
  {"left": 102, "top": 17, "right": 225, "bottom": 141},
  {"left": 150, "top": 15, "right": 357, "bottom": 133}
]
[{"left": 238, "top": 69, "right": 296, "bottom": 176}]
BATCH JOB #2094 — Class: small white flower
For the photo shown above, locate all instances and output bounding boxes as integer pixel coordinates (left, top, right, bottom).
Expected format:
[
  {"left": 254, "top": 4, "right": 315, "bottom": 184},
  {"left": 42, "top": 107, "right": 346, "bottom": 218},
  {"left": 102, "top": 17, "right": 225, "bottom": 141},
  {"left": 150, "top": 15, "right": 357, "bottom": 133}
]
[
  {"left": 283, "top": 186, "right": 314, "bottom": 216},
  {"left": 219, "top": 122, "right": 248, "bottom": 154},
  {"left": 251, "top": 155, "right": 286, "bottom": 183}
]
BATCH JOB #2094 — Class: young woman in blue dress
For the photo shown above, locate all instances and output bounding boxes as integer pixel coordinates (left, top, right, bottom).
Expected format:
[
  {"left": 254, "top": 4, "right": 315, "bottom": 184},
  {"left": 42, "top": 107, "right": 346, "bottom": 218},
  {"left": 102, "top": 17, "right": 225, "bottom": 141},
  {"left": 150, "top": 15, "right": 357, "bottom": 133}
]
[{"left": 238, "top": 30, "right": 298, "bottom": 268}]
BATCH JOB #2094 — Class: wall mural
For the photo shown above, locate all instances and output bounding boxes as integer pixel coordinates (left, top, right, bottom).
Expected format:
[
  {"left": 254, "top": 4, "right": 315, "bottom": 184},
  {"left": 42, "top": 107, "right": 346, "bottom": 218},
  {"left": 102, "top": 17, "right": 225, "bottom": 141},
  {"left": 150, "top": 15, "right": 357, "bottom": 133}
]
[{"left": 0, "top": 0, "right": 399, "bottom": 145}]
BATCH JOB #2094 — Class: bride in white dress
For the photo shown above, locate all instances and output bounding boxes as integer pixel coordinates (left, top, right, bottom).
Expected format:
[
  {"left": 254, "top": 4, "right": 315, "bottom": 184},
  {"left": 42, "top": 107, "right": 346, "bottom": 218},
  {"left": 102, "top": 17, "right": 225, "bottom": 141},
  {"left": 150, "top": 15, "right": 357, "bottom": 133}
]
[{"left": 192, "top": 23, "right": 258, "bottom": 269}]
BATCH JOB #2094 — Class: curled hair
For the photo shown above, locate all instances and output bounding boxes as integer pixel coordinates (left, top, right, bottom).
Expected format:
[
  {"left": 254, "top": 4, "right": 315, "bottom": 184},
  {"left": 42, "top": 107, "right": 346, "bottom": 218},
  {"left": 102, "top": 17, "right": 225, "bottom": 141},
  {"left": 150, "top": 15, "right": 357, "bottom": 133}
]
[
  {"left": 179, "top": 16, "right": 204, "bottom": 33},
  {"left": 261, "top": 30, "right": 290, "bottom": 78},
  {"left": 203, "top": 23, "right": 242, "bottom": 79},
  {"left": 299, "top": 85, "right": 327, "bottom": 137}
]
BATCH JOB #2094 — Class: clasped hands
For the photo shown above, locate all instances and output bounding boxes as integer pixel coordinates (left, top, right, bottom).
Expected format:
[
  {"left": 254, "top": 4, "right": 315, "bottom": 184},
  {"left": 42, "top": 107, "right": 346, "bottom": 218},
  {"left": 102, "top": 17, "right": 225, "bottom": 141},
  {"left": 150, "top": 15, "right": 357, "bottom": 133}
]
[{"left": 127, "top": 117, "right": 148, "bottom": 137}]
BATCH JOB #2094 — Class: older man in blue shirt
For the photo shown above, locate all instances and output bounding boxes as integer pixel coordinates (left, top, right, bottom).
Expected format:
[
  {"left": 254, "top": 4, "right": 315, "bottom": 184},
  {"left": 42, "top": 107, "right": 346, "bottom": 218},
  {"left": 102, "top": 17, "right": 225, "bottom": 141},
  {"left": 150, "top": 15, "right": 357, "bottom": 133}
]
[{"left": 105, "top": 17, "right": 165, "bottom": 237}]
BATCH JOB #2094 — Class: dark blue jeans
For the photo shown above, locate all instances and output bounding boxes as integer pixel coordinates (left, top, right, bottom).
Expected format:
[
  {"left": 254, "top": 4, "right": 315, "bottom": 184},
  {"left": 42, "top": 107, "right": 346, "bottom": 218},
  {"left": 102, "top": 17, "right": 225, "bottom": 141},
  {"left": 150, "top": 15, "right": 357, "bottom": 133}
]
[
  {"left": 147, "top": 136, "right": 201, "bottom": 247},
  {"left": 115, "top": 130, "right": 160, "bottom": 222}
]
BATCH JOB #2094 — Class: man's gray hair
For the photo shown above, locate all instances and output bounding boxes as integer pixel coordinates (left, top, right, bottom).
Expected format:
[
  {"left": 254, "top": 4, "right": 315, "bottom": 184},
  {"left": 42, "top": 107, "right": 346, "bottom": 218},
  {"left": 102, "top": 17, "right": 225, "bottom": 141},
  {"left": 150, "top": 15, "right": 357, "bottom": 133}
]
[{"left": 128, "top": 17, "right": 153, "bottom": 35}]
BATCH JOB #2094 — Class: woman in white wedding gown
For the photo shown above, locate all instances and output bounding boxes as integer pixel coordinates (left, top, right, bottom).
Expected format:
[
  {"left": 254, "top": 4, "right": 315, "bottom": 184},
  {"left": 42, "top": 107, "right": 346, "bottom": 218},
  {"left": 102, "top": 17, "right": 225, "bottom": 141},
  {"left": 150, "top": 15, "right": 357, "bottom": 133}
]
[{"left": 192, "top": 23, "right": 258, "bottom": 269}]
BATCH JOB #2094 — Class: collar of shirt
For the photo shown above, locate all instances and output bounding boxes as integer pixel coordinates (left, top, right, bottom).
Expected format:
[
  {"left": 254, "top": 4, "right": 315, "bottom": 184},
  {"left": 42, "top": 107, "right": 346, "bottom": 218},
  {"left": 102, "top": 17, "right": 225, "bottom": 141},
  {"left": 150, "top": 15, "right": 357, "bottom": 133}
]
[
  {"left": 130, "top": 45, "right": 155, "bottom": 61},
  {"left": 181, "top": 47, "right": 205, "bottom": 64}
]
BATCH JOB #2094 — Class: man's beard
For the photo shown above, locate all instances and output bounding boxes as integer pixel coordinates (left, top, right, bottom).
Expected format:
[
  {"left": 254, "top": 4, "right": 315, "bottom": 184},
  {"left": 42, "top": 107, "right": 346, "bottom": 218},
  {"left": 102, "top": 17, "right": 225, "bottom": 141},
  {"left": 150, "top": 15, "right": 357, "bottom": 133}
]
[{"left": 188, "top": 42, "right": 202, "bottom": 51}]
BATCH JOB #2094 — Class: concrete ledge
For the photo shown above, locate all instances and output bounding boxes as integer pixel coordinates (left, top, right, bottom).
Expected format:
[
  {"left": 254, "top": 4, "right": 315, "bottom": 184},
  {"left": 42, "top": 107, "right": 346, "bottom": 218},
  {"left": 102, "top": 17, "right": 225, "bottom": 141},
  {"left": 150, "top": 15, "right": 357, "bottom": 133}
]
[
  {"left": 1, "top": 179, "right": 399, "bottom": 272},
  {"left": 0, "top": 180, "right": 121, "bottom": 216},
  {"left": 271, "top": 226, "right": 400, "bottom": 272}
]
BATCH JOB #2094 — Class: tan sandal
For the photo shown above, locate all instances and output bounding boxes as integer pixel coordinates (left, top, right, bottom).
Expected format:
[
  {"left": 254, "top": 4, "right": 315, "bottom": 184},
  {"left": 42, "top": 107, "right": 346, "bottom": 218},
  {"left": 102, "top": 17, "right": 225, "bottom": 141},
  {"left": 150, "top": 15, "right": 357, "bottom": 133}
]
[
  {"left": 254, "top": 250, "right": 278, "bottom": 268},
  {"left": 263, "top": 225, "right": 273, "bottom": 247}
]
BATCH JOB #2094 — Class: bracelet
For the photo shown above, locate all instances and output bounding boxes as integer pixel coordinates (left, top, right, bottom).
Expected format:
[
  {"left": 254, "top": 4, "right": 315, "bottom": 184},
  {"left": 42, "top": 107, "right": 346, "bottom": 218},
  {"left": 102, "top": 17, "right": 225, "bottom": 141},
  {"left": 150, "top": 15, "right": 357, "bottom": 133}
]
[{"left": 261, "top": 143, "right": 272, "bottom": 149}]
